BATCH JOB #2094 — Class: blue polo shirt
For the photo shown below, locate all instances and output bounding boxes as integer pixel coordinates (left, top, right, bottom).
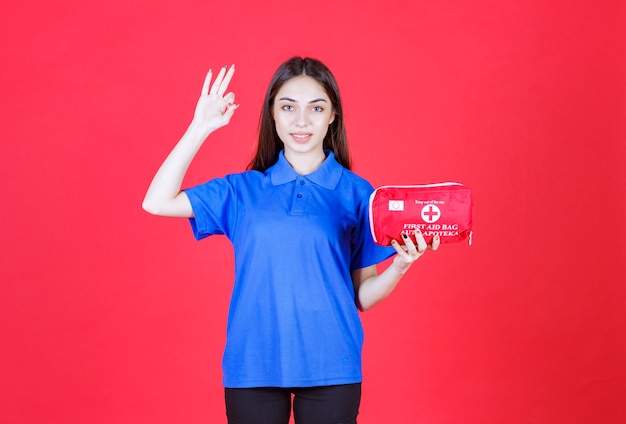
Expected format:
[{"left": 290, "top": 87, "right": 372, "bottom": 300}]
[{"left": 185, "top": 150, "right": 395, "bottom": 388}]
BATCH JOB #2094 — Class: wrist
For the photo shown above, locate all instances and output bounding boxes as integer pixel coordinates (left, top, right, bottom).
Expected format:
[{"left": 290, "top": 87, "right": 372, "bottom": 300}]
[
  {"left": 186, "top": 121, "right": 215, "bottom": 142},
  {"left": 391, "top": 257, "right": 412, "bottom": 275}
]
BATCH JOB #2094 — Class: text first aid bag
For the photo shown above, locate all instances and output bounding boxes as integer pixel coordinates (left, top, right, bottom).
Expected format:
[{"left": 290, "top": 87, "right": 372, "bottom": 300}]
[{"left": 368, "top": 182, "right": 473, "bottom": 246}]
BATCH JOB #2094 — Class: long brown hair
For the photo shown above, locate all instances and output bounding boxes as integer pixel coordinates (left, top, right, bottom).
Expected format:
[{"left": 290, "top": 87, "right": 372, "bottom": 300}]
[{"left": 246, "top": 57, "right": 351, "bottom": 171}]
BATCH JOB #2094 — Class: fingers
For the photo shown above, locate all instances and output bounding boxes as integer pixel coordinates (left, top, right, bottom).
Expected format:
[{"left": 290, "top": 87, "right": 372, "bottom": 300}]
[
  {"left": 218, "top": 65, "right": 235, "bottom": 96},
  {"left": 208, "top": 64, "right": 235, "bottom": 96},
  {"left": 393, "top": 230, "right": 440, "bottom": 256},
  {"left": 390, "top": 233, "right": 420, "bottom": 262},
  {"left": 413, "top": 229, "right": 428, "bottom": 253},
  {"left": 224, "top": 92, "right": 236, "bottom": 105},
  {"left": 220, "top": 93, "right": 239, "bottom": 121},
  {"left": 390, "top": 238, "right": 409, "bottom": 256},
  {"left": 201, "top": 69, "right": 213, "bottom": 95},
  {"left": 219, "top": 92, "right": 238, "bottom": 116},
  {"left": 208, "top": 66, "right": 226, "bottom": 95},
  {"left": 390, "top": 229, "right": 440, "bottom": 274},
  {"left": 413, "top": 229, "right": 441, "bottom": 252},
  {"left": 431, "top": 234, "right": 441, "bottom": 251}
]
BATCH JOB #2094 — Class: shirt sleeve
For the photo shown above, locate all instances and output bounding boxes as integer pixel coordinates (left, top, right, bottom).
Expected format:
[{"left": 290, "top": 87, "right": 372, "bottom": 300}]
[
  {"left": 183, "top": 175, "right": 239, "bottom": 241},
  {"left": 350, "top": 188, "right": 396, "bottom": 270}
]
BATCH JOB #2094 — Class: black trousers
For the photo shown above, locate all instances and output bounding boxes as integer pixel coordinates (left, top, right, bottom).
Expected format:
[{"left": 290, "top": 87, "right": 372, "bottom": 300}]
[{"left": 225, "top": 383, "right": 361, "bottom": 424}]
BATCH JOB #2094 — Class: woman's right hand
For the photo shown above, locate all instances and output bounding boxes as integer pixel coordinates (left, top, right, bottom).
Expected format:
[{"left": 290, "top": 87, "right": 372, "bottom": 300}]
[
  {"left": 190, "top": 65, "right": 239, "bottom": 135},
  {"left": 142, "top": 65, "right": 238, "bottom": 218}
]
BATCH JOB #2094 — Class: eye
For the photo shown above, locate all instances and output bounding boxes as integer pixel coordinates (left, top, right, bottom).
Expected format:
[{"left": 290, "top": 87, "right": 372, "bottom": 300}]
[
  {"left": 281, "top": 104, "right": 295, "bottom": 111},
  {"left": 312, "top": 105, "right": 324, "bottom": 112}
]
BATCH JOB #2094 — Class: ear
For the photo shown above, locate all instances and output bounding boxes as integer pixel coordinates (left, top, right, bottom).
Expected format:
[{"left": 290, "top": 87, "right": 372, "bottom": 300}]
[{"left": 329, "top": 110, "right": 336, "bottom": 125}]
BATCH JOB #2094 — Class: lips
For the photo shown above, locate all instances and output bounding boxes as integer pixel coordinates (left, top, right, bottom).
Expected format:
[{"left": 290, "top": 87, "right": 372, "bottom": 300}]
[{"left": 291, "top": 132, "right": 312, "bottom": 143}]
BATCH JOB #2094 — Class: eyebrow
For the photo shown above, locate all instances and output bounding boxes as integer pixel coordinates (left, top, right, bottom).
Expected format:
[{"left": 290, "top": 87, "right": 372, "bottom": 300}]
[{"left": 278, "top": 97, "right": 328, "bottom": 103}]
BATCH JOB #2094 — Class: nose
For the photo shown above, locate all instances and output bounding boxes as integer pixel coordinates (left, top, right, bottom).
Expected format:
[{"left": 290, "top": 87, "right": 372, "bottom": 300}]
[{"left": 296, "top": 109, "right": 309, "bottom": 127}]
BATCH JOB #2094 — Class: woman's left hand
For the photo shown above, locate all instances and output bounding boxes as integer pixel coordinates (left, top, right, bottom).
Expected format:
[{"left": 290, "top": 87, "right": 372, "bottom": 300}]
[{"left": 390, "top": 229, "right": 440, "bottom": 274}]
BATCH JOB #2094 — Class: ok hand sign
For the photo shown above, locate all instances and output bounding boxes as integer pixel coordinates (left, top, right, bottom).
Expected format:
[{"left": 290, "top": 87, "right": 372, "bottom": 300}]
[{"left": 191, "top": 65, "right": 239, "bottom": 134}]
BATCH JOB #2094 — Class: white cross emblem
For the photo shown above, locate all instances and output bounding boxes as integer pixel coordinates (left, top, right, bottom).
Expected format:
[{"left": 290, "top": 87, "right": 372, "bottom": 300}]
[{"left": 421, "top": 204, "right": 441, "bottom": 223}]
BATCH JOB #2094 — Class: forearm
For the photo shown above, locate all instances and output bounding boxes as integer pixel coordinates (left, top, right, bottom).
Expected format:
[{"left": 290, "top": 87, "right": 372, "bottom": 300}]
[
  {"left": 142, "top": 123, "right": 211, "bottom": 216},
  {"left": 355, "top": 232, "right": 440, "bottom": 311},
  {"left": 357, "top": 258, "right": 411, "bottom": 311}
]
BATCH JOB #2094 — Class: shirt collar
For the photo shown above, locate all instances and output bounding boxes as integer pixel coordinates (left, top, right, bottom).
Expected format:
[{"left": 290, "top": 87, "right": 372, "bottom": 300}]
[{"left": 269, "top": 150, "right": 343, "bottom": 190}]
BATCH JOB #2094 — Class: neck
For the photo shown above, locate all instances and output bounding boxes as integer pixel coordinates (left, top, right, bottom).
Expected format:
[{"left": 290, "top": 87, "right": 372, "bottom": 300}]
[{"left": 284, "top": 149, "right": 326, "bottom": 175}]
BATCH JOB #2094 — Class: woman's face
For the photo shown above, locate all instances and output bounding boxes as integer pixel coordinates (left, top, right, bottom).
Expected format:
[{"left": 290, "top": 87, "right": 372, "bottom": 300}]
[{"left": 272, "top": 75, "right": 336, "bottom": 161}]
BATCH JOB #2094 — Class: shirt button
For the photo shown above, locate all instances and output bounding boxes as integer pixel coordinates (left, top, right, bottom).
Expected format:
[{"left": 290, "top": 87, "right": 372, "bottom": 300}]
[
  {"left": 299, "top": 180, "right": 305, "bottom": 185},
  {"left": 297, "top": 194, "right": 303, "bottom": 198}
]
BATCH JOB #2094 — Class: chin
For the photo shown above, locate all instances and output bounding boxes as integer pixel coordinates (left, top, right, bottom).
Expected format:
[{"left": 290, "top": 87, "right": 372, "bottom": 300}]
[{"left": 287, "top": 143, "right": 323, "bottom": 155}]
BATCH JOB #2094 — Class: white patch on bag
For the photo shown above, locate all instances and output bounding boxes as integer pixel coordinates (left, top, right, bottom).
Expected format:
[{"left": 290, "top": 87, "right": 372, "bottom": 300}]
[{"left": 388, "top": 200, "right": 404, "bottom": 211}]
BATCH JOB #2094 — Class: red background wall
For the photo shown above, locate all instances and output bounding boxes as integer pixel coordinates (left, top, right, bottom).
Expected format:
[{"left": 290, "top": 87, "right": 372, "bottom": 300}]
[{"left": 2, "top": 1, "right": 625, "bottom": 423}]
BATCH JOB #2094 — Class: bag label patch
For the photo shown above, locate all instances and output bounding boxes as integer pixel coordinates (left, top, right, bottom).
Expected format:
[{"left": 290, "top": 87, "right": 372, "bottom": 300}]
[{"left": 388, "top": 200, "right": 404, "bottom": 211}]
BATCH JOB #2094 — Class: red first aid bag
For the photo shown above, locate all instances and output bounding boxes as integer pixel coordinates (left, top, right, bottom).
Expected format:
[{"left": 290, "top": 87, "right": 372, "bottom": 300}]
[{"left": 369, "top": 182, "right": 473, "bottom": 246}]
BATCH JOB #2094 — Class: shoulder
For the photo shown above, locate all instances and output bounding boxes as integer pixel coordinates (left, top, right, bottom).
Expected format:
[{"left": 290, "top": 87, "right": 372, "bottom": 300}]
[
  {"left": 338, "top": 168, "right": 375, "bottom": 194},
  {"left": 185, "top": 170, "right": 267, "bottom": 199},
  {"left": 223, "top": 169, "right": 266, "bottom": 184},
  {"left": 198, "top": 169, "right": 266, "bottom": 187}
]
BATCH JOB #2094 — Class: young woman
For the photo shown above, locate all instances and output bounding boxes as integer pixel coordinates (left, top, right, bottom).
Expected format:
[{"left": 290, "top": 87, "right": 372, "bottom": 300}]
[{"left": 143, "top": 57, "right": 439, "bottom": 424}]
